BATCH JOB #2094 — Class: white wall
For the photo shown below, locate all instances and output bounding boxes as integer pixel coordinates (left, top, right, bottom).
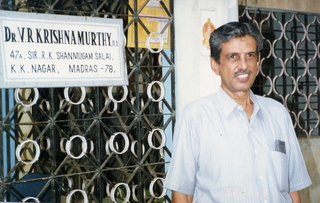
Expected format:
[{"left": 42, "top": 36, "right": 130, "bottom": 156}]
[{"left": 174, "top": 0, "right": 238, "bottom": 112}]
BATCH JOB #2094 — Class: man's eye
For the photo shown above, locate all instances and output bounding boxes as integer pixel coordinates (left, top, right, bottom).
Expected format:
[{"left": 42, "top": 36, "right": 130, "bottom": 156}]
[{"left": 247, "top": 53, "right": 256, "bottom": 58}]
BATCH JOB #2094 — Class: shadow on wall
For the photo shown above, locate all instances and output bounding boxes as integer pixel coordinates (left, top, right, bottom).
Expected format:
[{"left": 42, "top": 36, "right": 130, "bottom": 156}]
[{"left": 299, "top": 137, "right": 320, "bottom": 203}]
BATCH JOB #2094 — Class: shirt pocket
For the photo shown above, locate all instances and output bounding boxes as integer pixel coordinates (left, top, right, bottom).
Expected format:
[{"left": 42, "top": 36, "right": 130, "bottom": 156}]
[{"left": 270, "top": 150, "right": 289, "bottom": 194}]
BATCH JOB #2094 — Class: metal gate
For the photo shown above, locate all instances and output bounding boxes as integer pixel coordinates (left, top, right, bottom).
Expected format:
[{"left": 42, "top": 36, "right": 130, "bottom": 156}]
[
  {"left": 239, "top": 6, "right": 320, "bottom": 137},
  {"left": 0, "top": 0, "right": 175, "bottom": 202}
]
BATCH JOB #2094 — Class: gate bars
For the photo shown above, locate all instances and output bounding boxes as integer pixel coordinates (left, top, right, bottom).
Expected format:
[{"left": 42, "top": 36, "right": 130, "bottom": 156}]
[{"left": 0, "top": 0, "right": 175, "bottom": 202}]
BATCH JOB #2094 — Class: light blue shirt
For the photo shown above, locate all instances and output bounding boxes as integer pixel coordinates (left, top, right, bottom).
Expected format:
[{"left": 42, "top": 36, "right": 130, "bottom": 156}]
[{"left": 164, "top": 88, "right": 311, "bottom": 203}]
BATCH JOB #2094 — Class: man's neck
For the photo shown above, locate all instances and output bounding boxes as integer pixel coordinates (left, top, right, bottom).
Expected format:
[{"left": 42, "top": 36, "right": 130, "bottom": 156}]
[{"left": 222, "top": 87, "right": 254, "bottom": 121}]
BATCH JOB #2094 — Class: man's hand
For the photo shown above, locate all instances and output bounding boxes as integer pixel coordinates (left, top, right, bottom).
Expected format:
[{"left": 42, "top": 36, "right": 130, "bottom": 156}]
[
  {"left": 172, "top": 191, "right": 193, "bottom": 203},
  {"left": 289, "top": 191, "right": 301, "bottom": 203}
]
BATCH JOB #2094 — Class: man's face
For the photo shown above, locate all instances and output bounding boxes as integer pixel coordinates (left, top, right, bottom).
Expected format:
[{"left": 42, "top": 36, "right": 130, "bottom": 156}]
[{"left": 211, "top": 35, "right": 260, "bottom": 95}]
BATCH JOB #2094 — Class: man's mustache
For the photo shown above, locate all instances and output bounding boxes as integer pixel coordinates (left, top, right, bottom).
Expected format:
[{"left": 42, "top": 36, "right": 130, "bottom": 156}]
[{"left": 234, "top": 70, "right": 252, "bottom": 75}]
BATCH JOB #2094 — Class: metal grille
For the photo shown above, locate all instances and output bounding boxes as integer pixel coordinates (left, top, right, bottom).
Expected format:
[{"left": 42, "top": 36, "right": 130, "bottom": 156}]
[
  {"left": 0, "top": 0, "right": 174, "bottom": 202},
  {"left": 239, "top": 6, "right": 320, "bottom": 137}
]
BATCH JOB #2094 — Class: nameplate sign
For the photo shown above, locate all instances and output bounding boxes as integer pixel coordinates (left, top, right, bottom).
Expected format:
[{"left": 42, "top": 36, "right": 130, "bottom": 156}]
[{"left": 0, "top": 11, "right": 128, "bottom": 88}]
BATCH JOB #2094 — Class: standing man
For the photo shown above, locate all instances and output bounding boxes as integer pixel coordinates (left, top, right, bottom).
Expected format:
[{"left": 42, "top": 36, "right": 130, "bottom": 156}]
[{"left": 164, "top": 22, "right": 311, "bottom": 203}]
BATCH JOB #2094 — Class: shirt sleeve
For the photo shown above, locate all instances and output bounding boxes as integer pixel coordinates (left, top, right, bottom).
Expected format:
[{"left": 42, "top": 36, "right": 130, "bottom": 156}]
[
  {"left": 164, "top": 109, "right": 199, "bottom": 195},
  {"left": 283, "top": 108, "right": 312, "bottom": 192}
]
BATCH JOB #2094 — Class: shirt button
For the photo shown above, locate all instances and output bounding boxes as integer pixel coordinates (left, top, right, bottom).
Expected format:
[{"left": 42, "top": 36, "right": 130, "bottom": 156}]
[{"left": 259, "top": 175, "right": 263, "bottom": 179}]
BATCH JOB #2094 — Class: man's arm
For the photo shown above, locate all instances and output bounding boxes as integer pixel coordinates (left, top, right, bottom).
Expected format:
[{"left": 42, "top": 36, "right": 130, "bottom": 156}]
[
  {"left": 289, "top": 191, "right": 301, "bottom": 203},
  {"left": 172, "top": 191, "right": 193, "bottom": 203}
]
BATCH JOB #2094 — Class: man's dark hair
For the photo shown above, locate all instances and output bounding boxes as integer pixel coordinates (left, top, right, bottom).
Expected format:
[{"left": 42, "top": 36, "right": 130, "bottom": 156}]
[{"left": 209, "top": 22, "right": 264, "bottom": 64}]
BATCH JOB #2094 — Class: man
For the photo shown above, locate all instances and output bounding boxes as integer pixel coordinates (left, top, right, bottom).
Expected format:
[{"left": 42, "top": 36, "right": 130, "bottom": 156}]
[{"left": 164, "top": 22, "right": 311, "bottom": 203}]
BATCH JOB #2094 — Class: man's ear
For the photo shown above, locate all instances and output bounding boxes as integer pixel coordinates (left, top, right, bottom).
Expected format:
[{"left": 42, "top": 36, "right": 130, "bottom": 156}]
[
  {"left": 257, "top": 52, "right": 261, "bottom": 65},
  {"left": 210, "top": 57, "right": 220, "bottom": 75}
]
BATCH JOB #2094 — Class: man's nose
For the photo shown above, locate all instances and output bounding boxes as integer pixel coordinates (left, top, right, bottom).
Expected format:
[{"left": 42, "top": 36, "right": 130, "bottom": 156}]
[{"left": 238, "top": 56, "right": 248, "bottom": 70}]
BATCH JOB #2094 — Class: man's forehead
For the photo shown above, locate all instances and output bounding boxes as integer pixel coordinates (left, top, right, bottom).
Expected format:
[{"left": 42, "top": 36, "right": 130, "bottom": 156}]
[
  {"left": 220, "top": 36, "right": 257, "bottom": 52},
  {"left": 226, "top": 51, "right": 257, "bottom": 55}
]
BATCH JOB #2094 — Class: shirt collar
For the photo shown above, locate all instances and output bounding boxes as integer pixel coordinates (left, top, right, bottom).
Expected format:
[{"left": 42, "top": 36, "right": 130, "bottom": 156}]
[{"left": 217, "top": 87, "right": 260, "bottom": 117}]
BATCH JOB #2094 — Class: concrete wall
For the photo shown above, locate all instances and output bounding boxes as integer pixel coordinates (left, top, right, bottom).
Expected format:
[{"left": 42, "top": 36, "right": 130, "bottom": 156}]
[
  {"left": 299, "top": 138, "right": 320, "bottom": 202},
  {"left": 238, "top": 0, "right": 320, "bottom": 13}
]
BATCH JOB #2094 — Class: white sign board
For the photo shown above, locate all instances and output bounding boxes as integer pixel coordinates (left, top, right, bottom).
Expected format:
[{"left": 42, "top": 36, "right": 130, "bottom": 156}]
[{"left": 0, "top": 11, "right": 128, "bottom": 88}]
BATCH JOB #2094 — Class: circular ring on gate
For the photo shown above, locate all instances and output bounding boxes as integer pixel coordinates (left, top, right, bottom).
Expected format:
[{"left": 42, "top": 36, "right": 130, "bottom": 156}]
[
  {"left": 39, "top": 99, "right": 50, "bottom": 111},
  {"left": 149, "top": 178, "right": 166, "bottom": 199},
  {"left": 132, "top": 185, "right": 139, "bottom": 202},
  {"left": 146, "top": 32, "right": 164, "bottom": 53},
  {"left": 147, "top": 81, "right": 165, "bottom": 102},
  {"left": 130, "top": 141, "right": 146, "bottom": 157},
  {"left": 40, "top": 137, "right": 51, "bottom": 151},
  {"left": 16, "top": 139, "right": 41, "bottom": 164},
  {"left": 59, "top": 99, "right": 72, "bottom": 113},
  {"left": 64, "top": 87, "right": 86, "bottom": 105},
  {"left": 60, "top": 138, "right": 67, "bottom": 153},
  {"left": 105, "top": 140, "right": 120, "bottom": 155},
  {"left": 105, "top": 140, "right": 112, "bottom": 155},
  {"left": 107, "top": 86, "right": 128, "bottom": 103},
  {"left": 148, "top": 128, "right": 166, "bottom": 150},
  {"left": 105, "top": 98, "right": 118, "bottom": 113},
  {"left": 110, "top": 183, "right": 130, "bottom": 203},
  {"left": 88, "top": 140, "right": 94, "bottom": 154},
  {"left": 22, "top": 197, "right": 40, "bottom": 203},
  {"left": 106, "top": 183, "right": 111, "bottom": 196},
  {"left": 109, "top": 132, "right": 130, "bottom": 155},
  {"left": 66, "top": 189, "right": 88, "bottom": 203},
  {"left": 158, "top": 100, "right": 164, "bottom": 113},
  {"left": 14, "top": 88, "right": 39, "bottom": 107},
  {"left": 81, "top": 98, "right": 94, "bottom": 114},
  {"left": 65, "top": 135, "right": 87, "bottom": 159},
  {"left": 67, "top": 177, "right": 73, "bottom": 188},
  {"left": 130, "top": 97, "right": 145, "bottom": 113},
  {"left": 132, "top": 185, "right": 148, "bottom": 202}
]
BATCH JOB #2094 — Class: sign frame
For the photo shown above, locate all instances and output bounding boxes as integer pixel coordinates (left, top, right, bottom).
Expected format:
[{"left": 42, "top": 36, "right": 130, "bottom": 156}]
[{"left": 0, "top": 10, "right": 128, "bottom": 88}]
